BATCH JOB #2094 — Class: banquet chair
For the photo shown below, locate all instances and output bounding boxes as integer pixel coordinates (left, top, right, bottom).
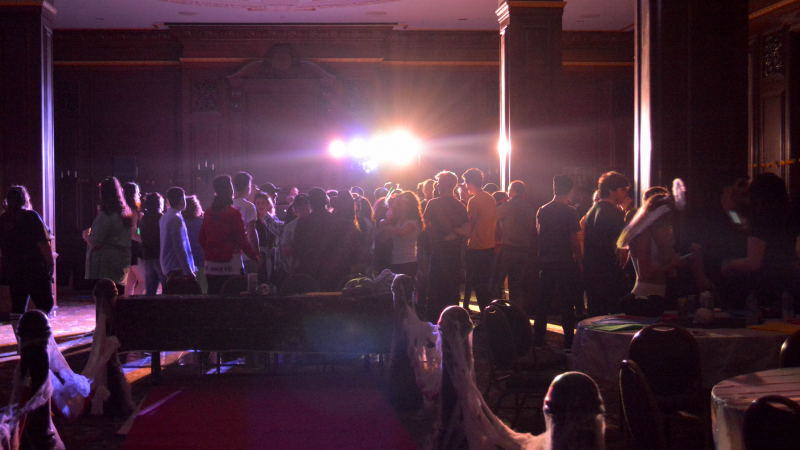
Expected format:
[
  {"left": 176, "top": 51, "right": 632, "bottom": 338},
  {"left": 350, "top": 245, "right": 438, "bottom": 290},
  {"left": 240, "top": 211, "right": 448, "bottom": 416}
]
[
  {"left": 162, "top": 275, "right": 202, "bottom": 295},
  {"left": 482, "top": 300, "right": 565, "bottom": 429},
  {"left": 619, "top": 359, "right": 667, "bottom": 450},
  {"left": 779, "top": 330, "right": 800, "bottom": 368},
  {"left": 627, "top": 323, "right": 706, "bottom": 413},
  {"left": 742, "top": 395, "right": 800, "bottom": 450},
  {"left": 626, "top": 323, "right": 709, "bottom": 448},
  {"left": 281, "top": 273, "right": 320, "bottom": 295}
]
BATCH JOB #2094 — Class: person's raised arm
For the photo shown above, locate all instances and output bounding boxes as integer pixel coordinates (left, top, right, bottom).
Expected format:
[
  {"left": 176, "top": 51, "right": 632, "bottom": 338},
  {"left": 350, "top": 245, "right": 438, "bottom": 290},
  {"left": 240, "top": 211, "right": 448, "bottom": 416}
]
[
  {"left": 83, "top": 214, "right": 108, "bottom": 250},
  {"left": 722, "top": 236, "right": 766, "bottom": 275}
]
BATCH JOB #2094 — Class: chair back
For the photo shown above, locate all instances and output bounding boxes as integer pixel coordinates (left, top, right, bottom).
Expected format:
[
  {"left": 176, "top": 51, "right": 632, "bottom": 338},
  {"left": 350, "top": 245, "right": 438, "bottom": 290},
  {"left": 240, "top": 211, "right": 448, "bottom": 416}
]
[
  {"left": 489, "top": 299, "right": 533, "bottom": 357},
  {"left": 219, "top": 276, "right": 248, "bottom": 296},
  {"left": 482, "top": 304, "right": 518, "bottom": 371},
  {"left": 743, "top": 395, "right": 800, "bottom": 450},
  {"left": 162, "top": 275, "right": 202, "bottom": 295},
  {"left": 627, "top": 323, "right": 701, "bottom": 396},
  {"left": 619, "top": 360, "right": 667, "bottom": 450},
  {"left": 779, "top": 330, "right": 800, "bottom": 368}
]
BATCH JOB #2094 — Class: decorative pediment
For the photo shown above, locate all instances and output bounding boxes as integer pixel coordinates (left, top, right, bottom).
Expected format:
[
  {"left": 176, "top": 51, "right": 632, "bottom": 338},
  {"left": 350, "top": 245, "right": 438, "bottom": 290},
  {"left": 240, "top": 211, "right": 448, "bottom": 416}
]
[
  {"left": 227, "top": 44, "right": 336, "bottom": 85},
  {"left": 227, "top": 44, "right": 337, "bottom": 113}
]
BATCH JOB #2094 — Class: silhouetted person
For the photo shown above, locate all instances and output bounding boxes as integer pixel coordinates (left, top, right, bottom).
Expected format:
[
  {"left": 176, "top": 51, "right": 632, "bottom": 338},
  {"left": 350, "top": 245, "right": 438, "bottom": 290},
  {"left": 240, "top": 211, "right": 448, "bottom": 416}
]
[
  {"left": 583, "top": 172, "right": 630, "bottom": 317},
  {"left": 0, "top": 186, "right": 55, "bottom": 338},
  {"left": 536, "top": 176, "right": 582, "bottom": 351},
  {"left": 423, "top": 172, "right": 469, "bottom": 321}
]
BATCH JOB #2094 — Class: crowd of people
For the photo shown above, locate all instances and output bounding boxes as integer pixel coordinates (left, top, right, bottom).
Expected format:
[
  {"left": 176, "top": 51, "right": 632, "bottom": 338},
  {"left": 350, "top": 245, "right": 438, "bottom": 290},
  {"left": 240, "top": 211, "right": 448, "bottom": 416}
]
[
  {"left": 1, "top": 166, "right": 800, "bottom": 353},
  {"left": 3, "top": 165, "right": 800, "bottom": 449}
]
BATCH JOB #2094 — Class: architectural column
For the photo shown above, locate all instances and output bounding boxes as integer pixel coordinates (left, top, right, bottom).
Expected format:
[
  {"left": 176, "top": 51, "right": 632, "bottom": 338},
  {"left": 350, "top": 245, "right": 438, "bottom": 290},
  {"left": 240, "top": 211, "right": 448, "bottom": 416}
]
[
  {"left": 0, "top": 1, "right": 57, "bottom": 311},
  {"left": 497, "top": 0, "right": 564, "bottom": 202},
  {"left": 635, "top": 0, "right": 749, "bottom": 212}
]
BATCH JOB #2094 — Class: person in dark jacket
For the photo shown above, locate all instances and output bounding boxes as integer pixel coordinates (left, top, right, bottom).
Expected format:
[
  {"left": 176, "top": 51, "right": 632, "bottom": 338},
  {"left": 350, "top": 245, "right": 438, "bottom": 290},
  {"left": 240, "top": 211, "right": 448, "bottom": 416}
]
[
  {"left": 0, "top": 186, "right": 55, "bottom": 337},
  {"left": 140, "top": 192, "right": 166, "bottom": 295}
]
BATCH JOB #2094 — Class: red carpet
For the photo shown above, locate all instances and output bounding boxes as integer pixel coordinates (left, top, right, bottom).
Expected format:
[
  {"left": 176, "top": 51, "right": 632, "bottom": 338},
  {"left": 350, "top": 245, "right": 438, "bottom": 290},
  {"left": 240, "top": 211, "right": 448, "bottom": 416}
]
[{"left": 122, "top": 372, "right": 420, "bottom": 450}]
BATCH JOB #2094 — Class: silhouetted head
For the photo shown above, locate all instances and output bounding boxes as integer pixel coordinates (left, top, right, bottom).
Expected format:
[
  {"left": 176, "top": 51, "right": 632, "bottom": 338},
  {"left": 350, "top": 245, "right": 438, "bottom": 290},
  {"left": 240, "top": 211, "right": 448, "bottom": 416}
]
[
  {"left": 17, "top": 310, "right": 52, "bottom": 343},
  {"left": 544, "top": 372, "right": 606, "bottom": 450}
]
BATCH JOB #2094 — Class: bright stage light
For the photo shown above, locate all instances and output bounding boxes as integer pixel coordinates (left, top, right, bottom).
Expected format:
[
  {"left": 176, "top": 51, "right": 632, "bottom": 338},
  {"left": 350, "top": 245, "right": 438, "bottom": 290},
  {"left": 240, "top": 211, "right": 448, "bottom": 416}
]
[
  {"left": 329, "top": 140, "right": 347, "bottom": 159},
  {"left": 327, "top": 130, "right": 421, "bottom": 170},
  {"left": 385, "top": 130, "right": 420, "bottom": 165},
  {"left": 348, "top": 138, "right": 369, "bottom": 159},
  {"left": 498, "top": 136, "right": 508, "bottom": 158}
]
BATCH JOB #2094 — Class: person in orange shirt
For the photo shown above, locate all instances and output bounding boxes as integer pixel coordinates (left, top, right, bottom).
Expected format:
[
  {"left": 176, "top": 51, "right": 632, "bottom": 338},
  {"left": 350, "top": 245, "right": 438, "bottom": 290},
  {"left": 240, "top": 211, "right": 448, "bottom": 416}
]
[{"left": 460, "top": 168, "right": 497, "bottom": 313}]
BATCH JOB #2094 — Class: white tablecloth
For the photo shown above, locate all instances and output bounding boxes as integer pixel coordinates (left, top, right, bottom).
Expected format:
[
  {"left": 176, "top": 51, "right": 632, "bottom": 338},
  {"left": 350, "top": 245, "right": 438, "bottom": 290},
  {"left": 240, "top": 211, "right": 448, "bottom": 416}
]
[
  {"left": 570, "top": 315, "right": 791, "bottom": 388},
  {"left": 711, "top": 367, "right": 800, "bottom": 450}
]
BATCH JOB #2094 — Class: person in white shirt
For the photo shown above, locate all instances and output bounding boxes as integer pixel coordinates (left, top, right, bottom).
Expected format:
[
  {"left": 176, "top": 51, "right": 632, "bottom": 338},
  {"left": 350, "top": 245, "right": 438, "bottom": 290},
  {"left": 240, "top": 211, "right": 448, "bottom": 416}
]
[
  {"left": 159, "top": 187, "right": 196, "bottom": 280},
  {"left": 232, "top": 172, "right": 260, "bottom": 274}
]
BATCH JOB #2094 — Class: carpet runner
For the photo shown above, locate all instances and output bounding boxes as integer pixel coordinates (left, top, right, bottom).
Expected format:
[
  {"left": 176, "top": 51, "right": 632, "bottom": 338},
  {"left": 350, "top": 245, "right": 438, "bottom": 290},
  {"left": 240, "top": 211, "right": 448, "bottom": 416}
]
[{"left": 122, "top": 372, "right": 420, "bottom": 450}]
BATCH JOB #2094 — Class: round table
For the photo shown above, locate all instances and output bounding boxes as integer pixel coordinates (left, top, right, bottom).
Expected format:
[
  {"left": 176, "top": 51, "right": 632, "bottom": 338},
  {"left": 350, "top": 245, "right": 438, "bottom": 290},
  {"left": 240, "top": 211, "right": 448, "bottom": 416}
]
[
  {"left": 570, "top": 315, "right": 791, "bottom": 389},
  {"left": 711, "top": 367, "right": 800, "bottom": 450}
]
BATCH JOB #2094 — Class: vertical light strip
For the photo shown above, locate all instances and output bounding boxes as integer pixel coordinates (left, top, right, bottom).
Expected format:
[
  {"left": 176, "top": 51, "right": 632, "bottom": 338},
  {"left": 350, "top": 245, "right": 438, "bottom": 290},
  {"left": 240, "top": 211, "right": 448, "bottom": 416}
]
[
  {"left": 499, "top": 27, "right": 509, "bottom": 190},
  {"left": 634, "top": 0, "right": 652, "bottom": 206}
]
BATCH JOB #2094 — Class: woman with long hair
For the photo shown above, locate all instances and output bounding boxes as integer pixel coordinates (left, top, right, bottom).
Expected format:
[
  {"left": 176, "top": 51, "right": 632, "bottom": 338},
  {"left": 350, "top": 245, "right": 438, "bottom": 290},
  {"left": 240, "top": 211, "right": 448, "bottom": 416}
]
[
  {"left": 83, "top": 177, "right": 132, "bottom": 294},
  {"left": 355, "top": 196, "right": 374, "bottom": 257},
  {"left": 722, "top": 172, "right": 795, "bottom": 308},
  {"left": 328, "top": 192, "right": 363, "bottom": 287},
  {"left": 0, "top": 185, "right": 55, "bottom": 336},
  {"left": 199, "top": 175, "right": 260, "bottom": 294},
  {"left": 122, "top": 182, "right": 145, "bottom": 295},
  {"left": 382, "top": 191, "right": 423, "bottom": 278},
  {"left": 372, "top": 195, "right": 393, "bottom": 275},
  {"left": 182, "top": 195, "right": 206, "bottom": 293},
  {"left": 617, "top": 192, "right": 706, "bottom": 307},
  {"left": 617, "top": 194, "right": 683, "bottom": 298},
  {"left": 253, "top": 192, "right": 284, "bottom": 286}
]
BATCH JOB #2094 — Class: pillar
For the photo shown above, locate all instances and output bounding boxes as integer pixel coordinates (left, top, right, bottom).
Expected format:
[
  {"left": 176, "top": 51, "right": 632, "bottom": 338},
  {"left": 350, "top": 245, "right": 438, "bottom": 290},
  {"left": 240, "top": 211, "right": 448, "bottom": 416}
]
[
  {"left": 497, "top": 0, "right": 564, "bottom": 203},
  {"left": 634, "top": 0, "right": 749, "bottom": 212},
  {"left": 0, "top": 1, "right": 57, "bottom": 313}
]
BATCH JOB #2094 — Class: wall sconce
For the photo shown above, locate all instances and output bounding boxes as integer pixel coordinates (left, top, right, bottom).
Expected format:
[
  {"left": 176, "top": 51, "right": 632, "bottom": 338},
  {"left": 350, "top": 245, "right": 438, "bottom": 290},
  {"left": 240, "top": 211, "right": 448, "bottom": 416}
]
[{"left": 197, "top": 159, "right": 216, "bottom": 184}]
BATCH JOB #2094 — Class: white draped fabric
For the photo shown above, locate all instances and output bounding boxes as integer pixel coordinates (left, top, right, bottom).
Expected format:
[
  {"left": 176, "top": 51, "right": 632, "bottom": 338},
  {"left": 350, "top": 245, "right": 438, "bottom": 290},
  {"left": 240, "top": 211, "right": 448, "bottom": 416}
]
[
  {"left": 79, "top": 312, "right": 133, "bottom": 416},
  {"left": 403, "top": 306, "right": 546, "bottom": 450}
]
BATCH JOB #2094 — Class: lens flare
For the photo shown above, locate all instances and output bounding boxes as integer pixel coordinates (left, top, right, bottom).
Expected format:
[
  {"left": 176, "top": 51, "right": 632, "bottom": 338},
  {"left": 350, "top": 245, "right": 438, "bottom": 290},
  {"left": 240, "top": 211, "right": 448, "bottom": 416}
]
[{"left": 329, "top": 140, "right": 347, "bottom": 159}]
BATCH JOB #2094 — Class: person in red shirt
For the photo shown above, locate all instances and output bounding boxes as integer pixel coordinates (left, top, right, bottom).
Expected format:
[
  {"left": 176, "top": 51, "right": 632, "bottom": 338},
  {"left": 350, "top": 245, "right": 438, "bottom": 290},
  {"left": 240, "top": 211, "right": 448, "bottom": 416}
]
[{"left": 199, "top": 175, "right": 259, "bottom": 295}]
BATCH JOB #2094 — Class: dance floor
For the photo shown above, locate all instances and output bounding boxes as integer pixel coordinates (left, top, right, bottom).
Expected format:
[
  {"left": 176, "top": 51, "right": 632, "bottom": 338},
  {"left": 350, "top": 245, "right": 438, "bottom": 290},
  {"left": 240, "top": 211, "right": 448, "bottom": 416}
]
[
  {"left": 0, "top": 295, "right": 97, "bottom": 359},
  {"left": 122, "top": 372, "right": 420, "bottom": 450}
]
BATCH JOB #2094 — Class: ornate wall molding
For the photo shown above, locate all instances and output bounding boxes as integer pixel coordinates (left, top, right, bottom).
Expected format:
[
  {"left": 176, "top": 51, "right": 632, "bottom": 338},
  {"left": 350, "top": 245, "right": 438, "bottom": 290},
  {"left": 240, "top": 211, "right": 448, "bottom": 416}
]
[
  {"left": 385, "top": 30, "right": 498, "bottom": 49},
  {"left": 51, "top": 27, "right": 637, "bottom": 67},
  {"left": 763, "top": 33, "right": 784, "bottom": 77},
  {"left": 168, "top": 25, "right": 394, "bottom": 42},
  {"left": 54, "top": 30, "right": 178, "bottom": 45},
  {"left": 192, "top": 79, "right": 219, "bottom": 112}
]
